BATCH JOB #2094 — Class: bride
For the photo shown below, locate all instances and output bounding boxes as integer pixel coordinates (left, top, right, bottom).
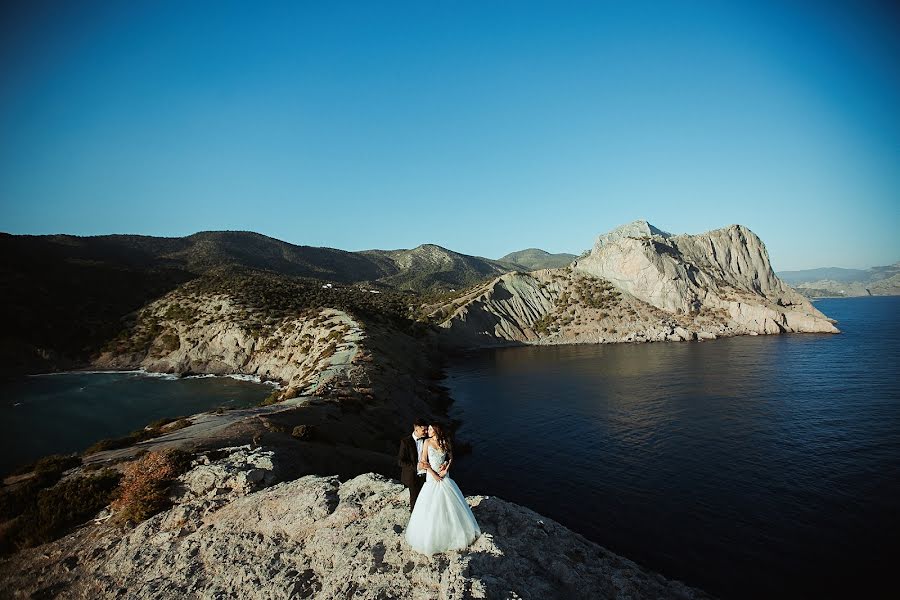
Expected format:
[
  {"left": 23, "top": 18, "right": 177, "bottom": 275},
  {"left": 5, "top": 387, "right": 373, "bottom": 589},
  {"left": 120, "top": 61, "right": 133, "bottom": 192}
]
[{"left": 405, "top": 423, "right": 481, "bottom": 555}]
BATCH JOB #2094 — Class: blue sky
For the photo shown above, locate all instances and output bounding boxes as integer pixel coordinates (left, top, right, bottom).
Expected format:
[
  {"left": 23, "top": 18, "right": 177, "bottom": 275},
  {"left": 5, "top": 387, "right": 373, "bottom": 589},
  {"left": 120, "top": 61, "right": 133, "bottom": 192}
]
[{"left": 1, "top": 1, "right": 897, "bottom": 270}]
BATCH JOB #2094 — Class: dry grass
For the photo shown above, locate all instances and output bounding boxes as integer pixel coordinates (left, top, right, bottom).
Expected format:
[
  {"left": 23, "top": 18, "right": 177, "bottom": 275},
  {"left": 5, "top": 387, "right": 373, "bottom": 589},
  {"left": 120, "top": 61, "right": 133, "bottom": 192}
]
[{"left": 110, "top": 448, "right": 190, "bottom": 524}]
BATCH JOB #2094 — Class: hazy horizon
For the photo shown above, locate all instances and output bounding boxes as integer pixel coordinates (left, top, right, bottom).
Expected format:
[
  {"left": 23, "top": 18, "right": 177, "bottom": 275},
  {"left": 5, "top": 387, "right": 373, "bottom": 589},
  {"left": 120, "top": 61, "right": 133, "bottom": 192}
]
[{"left": 2, "top": 1, "right": 898, "bottom": 272}]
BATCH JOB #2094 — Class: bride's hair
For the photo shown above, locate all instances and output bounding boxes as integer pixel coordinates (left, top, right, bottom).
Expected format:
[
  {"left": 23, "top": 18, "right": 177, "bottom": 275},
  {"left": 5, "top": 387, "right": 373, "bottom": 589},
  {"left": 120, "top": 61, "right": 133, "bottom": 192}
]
[{"left": 430, "top": 422, "right": 452, "bottom": 454}]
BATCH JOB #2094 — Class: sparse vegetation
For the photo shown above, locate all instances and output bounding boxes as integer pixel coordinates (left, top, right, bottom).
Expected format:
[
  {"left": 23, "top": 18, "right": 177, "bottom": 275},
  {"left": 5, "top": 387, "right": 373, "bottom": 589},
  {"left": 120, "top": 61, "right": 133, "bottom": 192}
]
[
  {"left": 532, "top": 312, "right": 556, "bottom": 336},
  {"left": 110, "top": 448, "right": 190, "bottom": 524},
  {"left": 163, "top": 302, "right": 199, "bottom": 323},
  {"left": 7, "top": 453, "right": 82, "bottom": 479},
  {"left": 324, "top": 328, "right": 345, "bottom": 343},
  {"left": 320, "top": 342, "right": 338, "bottom": 360},
  {"left": 0, "top": 468, "right": 121, "bottom": 553},
  {"left": 159, "top": 332, "right": 180, "bottom": 353},
  {"left": 572, "top": 276, "right": 620, "bottom": 310},
  {"left": 259, "top": 390, "right": 284, "bottom": 406}
]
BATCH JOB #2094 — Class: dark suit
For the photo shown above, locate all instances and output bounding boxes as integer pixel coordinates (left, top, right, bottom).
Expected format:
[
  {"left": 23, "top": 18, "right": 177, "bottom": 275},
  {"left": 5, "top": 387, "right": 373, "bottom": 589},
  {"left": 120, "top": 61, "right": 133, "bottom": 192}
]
[{"left": 398, "top": 435, "right": 426, "bottom": 512}]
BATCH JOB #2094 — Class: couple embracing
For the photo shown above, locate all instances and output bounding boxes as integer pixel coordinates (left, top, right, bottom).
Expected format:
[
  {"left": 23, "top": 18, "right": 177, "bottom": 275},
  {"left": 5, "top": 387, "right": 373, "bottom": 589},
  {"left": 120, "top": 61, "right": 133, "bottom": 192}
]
[{"left": 398, "top": 418, "right": 481, "bottom": 555}]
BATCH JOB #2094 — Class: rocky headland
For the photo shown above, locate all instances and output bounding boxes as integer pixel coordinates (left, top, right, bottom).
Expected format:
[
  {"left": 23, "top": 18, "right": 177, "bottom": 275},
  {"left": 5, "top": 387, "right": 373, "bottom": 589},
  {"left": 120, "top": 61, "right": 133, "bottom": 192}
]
[{"left": 431, "top": 221, "right": 837, "bottom": 347}]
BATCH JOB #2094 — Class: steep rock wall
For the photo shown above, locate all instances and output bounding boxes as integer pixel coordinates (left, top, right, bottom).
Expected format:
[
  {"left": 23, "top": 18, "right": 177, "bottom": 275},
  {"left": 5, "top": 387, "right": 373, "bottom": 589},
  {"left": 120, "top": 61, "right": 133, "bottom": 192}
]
[{"left": 574, "top": 224, "right": 837, "bottom": 334}]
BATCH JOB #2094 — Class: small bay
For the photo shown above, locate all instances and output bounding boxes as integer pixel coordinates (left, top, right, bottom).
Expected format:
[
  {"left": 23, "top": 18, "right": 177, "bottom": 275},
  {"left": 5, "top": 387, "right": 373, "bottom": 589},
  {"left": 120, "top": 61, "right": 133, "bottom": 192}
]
[
  {"left": 445, "top": 296, "right": 900, "bottom": 599},
  {"left": 0, "top": 371, "right": 273, "bottom": 474}
]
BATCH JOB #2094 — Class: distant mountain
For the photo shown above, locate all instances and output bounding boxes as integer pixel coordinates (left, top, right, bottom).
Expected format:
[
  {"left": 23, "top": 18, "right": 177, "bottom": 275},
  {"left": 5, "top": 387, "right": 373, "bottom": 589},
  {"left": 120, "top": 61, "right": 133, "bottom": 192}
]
[
  {"left": 777, "top": 262, "right": 900, "bottom": 297},
  {"left": 361, "top": 244, "right": 512, "bottom": 292},
  {"left": 497, "top": 248, "right": 576, "bottom": 271},
  {"left": 777, "top": 267, "right": 871, "bottom": 286}
]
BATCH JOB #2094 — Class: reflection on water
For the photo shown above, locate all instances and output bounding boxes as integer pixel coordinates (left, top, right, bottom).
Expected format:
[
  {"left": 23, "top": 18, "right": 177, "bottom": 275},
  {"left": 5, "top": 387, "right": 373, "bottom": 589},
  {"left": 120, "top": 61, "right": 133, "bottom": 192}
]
[{"left": 446, "top": 297, "right": 900, "bottom": 600}]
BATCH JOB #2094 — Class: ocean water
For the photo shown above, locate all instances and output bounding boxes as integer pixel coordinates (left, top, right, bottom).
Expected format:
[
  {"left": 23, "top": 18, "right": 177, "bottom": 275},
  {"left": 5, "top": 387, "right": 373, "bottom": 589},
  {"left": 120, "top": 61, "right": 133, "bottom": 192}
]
[
  {"left": 0, "top": 371, "right": 274, "bottom": 474},
  {"left": 444, "top": 296, "right": 900, "bottom": 599}
]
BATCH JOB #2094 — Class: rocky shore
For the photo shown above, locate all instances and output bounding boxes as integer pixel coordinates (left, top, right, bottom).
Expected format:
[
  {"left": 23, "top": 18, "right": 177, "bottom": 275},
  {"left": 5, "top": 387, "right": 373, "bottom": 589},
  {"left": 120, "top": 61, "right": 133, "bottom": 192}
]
[{"left": 0, "top": 446, "right": 713, "bottom": 600}]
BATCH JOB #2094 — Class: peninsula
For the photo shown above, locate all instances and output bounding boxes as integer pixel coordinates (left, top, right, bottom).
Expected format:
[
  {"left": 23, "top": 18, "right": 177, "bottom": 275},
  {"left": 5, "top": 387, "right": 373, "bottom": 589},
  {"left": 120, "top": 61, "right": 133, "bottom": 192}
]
[{"left": 1, "top": 220, "right": 836, "bottom": 598}]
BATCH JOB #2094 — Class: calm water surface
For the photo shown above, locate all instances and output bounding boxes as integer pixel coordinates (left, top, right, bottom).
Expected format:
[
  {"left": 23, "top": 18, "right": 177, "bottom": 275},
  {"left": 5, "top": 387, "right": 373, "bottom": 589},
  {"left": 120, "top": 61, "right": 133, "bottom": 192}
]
[
  {"left": 0, "top": 371, "right": 272, "bottom": 473},
  {"left": 445, "top": 297, "right": 900, "bottom": 599}
]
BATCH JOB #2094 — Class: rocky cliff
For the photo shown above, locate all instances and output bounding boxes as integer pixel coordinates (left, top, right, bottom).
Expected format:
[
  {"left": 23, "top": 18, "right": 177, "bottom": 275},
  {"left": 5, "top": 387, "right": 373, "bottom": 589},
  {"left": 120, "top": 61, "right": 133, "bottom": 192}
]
[
  {"left": 431, "top": 221, "right": 838, "bottom": 347},
  {"left": 0, "top": 446, "right": 712, "bottom": 600},
  {"left": 93, "top": 292, "right": 364, "bottom": 397}
]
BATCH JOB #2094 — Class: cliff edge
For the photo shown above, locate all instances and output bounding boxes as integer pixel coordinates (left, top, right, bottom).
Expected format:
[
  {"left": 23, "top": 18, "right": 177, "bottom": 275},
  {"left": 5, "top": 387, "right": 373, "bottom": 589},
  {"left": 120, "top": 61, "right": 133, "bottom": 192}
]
[{"left": 0, "top": 446, "right": 712, "bottom": 600}]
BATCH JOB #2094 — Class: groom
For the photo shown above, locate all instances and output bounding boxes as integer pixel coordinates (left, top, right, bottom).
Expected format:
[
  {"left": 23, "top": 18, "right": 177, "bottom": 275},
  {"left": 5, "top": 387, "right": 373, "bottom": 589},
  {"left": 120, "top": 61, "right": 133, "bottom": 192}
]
[{"left": 398, "top": 417, "right": 429, "bottom": 512}]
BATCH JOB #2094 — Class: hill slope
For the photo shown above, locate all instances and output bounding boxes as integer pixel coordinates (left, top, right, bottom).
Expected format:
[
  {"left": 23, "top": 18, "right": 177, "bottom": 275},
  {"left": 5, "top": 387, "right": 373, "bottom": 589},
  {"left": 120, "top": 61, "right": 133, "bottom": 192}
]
[{"left": 361, "top": 244, "right": 513, "bottom": 292}]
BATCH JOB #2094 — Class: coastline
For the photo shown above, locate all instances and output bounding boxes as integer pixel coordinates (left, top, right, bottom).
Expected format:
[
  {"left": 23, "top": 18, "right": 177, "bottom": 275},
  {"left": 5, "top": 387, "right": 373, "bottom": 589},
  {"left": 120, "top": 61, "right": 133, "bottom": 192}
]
[
  {"left": 24, "top": 367, "right": 283, "bottom": 387},
  {"left": 0, "top": 284, "right": 860, "bottom": 598}
]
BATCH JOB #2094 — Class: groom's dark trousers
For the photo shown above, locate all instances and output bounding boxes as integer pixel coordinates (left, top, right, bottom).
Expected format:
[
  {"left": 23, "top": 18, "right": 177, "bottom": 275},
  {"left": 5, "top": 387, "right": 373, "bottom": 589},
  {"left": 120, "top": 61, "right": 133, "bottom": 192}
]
[{"left": 398, "top": 436, "right": 426, "bottom": 512}]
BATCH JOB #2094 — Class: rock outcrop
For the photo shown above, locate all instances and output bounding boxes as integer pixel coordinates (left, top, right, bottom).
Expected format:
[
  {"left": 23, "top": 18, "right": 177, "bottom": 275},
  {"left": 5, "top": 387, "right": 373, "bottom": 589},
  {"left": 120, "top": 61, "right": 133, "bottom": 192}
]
[
  {"left": 574, "top": 223, "right": 837, "bottom": 333},
  {"left": 0, "top": 447, "right": 712, "bottom": 600},
  {"left": 593, "top": 219, "right": 672, "bottom": 249},
  {"left": 431, "top": 222, "right": 838, "bottom": 347},
  {"left": 93, "top": 293, "right": 363, "bottom": 396}
]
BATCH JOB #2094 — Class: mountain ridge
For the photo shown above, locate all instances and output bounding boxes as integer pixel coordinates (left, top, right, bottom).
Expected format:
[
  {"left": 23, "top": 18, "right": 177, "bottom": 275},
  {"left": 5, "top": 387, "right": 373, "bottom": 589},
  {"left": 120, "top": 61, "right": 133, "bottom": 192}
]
[{"left": 776, "top": 262, "right": 900, "bottom": 297}]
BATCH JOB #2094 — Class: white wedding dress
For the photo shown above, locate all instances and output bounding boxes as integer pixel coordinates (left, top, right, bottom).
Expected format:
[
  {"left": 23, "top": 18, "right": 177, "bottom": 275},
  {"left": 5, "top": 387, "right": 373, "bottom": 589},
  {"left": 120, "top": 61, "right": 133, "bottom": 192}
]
[{"left": 405, "top": 445, "right": 481, "bottom": 555}]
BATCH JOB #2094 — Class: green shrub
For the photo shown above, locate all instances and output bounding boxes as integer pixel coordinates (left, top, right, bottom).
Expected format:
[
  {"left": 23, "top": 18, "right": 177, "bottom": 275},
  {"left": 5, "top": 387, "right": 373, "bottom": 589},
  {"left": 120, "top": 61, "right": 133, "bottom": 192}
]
[
  {"left": 0, "top": 469, "right": 121, "bottom": 553},
  {"left": 8, "top": 453, "right": 82, "bottom": 478},
  {"left": 83, "top": 433, "right": 144, "bottom": 455},
  {"left": 319, "top": 342, "right": 338, "bottom": 360},
  {"left": 324, "top": 328, "right": 344, "bottom": 342},
  {"left": 259, "top": 390, "right": 283, "bottom": 406},
  {"left": 163, "top": 303, "right": 198, "bottom": 323},
  {"left": 533, "top": 313, "right": 556, "bottom": 336},
  {"left": 160, "top": 332, "right": 180, "bottom": 352}
]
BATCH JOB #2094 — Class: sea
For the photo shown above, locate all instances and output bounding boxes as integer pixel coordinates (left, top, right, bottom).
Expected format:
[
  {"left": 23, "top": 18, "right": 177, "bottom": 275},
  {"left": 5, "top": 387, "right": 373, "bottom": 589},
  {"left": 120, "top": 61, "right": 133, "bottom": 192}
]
[
  {"left": 444, "top": 296, "right": 900, "bottom": 599},
  {"left": 0, "top": 370, "right": 274, "bottom": 474}
]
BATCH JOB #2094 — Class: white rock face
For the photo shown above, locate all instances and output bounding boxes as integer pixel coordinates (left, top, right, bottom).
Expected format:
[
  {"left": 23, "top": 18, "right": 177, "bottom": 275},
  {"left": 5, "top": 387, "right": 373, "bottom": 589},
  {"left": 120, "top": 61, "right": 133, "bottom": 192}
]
[
  {"left": 174, "top": 444, "right": 278, "bottom": 501},
  {"left": 0, "top": 448, "right": 712, "bottom": 600},
  {"left": 434, "top": 222, "right": 838, "bottom": 347},
  {"left": 574, "top": 224, "right": 838, "bottom": 334},
  {"left": 436, "top": 270, "right": 560, "bottom": 346},
  {"left": 94, "top": 297, "right": 363, "bottom": 394},
  {"left": 593, "top": 219, "right": 672, "bottom": 251}
]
